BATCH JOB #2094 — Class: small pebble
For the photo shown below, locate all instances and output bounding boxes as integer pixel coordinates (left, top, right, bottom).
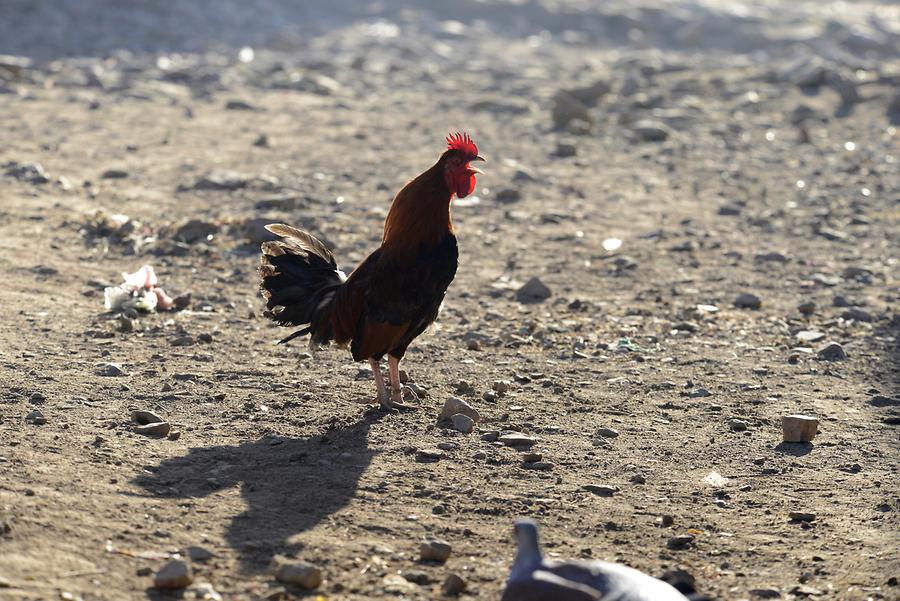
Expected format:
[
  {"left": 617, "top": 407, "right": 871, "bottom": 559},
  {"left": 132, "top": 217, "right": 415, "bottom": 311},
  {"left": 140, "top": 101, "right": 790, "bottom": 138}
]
[
  {"left": 583, "top": 484, "right": 618, "bottom": 497},
  {"left": 783, "top": 415, "right": 818, "bottom": 442},
  {"left": 420, "top": 538, "right": 452, "bottom": 562},
  {"left": 443, "top": 573, "right": 467, "bottom": 595},
  {"left": 734, "top": 292, "right": 762, "bottom": 310},
  {"left": 273, "top": 558, "right": 322, "bottom": 590},
  {"left": 729, "top": 419, "right": 749, "bottom": 432},
  {"left": 596, "top": 427, "right": 619, "bottom": 438},
  {"left": 789, "top": 511, "right": 816, "bottom": 522},
  {"left": 153, "top": 559, "right": 193, "bottom": 590},
  {"left": 450, "top": 413, "right": 474, "bottom": 434},
  {"left": 498, "top": 433, "right": 537, "bottom": 448},
  {"left": 438, "top": 397, "right": 480, "bottom": 423},
  {"left": 797, "top": 301, "right": 816, "bottom": 315},
  {"left": 415, "top": 449, "right": 443, "bottom": 463},
  {"left": 186, "top": 546, "right": 214, "bottom": 562},
  {"left": 667, "top": 534, "right": 694, "bottom": 550},
  {"left": 97, "top": 363, "right": 125, "bottom": 377},
  {"left": 135, "top": 422, "right": 172, "bottom": 437},
  {"left": 131, "top": 410, "right": 164, "bottom": 425},
  {"left": 817, "top": 342, "right": 846, "bottom": 361},
  {"left": 25, "top": 409, "right": 46, "bottom": 425}
]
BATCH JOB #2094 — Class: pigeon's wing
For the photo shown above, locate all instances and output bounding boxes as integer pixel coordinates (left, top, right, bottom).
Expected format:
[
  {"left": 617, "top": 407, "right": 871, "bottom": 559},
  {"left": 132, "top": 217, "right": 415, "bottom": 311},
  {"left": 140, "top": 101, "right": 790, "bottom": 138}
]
[
  {"left": 544, "top": 561, "right": 690, "bottom": 601},
  {"left": 501, "top": 569, "right": 603, "bottom": 601}
]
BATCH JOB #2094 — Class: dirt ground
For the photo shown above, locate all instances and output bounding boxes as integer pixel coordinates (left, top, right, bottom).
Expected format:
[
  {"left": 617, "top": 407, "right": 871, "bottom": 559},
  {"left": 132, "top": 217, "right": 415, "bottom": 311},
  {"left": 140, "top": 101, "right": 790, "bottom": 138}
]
[{"left": 1, "top": 1, "right": 898, "bottom": 600}]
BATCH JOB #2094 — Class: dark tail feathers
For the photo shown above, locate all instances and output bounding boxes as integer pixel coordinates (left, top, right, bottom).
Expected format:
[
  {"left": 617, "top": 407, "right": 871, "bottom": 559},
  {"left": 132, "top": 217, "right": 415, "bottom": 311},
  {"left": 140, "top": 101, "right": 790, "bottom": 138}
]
[{"left": 259, "top": 224, "right": 346, "bottom": 346}]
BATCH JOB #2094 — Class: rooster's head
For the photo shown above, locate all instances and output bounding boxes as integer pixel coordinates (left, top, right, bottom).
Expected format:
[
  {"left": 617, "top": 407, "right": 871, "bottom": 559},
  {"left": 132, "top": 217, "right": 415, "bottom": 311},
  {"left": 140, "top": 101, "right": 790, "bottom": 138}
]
[{"left": 441, "top": 132, "right": 484, "bottom": 199}]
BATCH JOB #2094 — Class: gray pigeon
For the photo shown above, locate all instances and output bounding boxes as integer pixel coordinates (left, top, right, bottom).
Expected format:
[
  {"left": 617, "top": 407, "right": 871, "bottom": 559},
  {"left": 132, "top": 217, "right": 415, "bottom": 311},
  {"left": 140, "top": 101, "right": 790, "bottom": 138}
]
[{"left": 501, "top": 519, "right": 691, "bottom": 601}]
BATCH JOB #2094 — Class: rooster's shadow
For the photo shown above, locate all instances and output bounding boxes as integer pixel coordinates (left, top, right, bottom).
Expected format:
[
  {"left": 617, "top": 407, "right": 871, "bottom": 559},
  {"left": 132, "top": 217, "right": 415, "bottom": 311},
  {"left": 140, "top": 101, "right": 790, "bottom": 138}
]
[{"left": 132, "top": 412, "right": 380, "bottom": 570}]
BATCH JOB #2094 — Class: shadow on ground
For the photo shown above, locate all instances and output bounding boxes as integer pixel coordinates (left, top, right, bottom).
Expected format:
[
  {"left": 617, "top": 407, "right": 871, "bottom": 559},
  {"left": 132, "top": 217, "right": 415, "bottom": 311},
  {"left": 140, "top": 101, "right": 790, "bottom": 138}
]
[{"left": 133, "top": 412, "right": 380, "bottom": 570}]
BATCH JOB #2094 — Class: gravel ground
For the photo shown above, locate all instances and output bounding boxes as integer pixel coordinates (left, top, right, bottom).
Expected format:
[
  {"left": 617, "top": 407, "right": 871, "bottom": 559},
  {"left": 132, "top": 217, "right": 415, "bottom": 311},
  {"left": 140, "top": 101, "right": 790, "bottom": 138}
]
[{"left": 0, "top": 1, "right": 898, "bottom": 600}]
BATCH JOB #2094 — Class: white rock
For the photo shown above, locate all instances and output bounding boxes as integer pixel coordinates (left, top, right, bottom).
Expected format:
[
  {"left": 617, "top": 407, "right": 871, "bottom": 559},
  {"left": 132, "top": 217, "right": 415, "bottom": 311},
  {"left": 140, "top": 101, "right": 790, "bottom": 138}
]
[
  {"left": 783, "top": 415, "right": 818, "bottom": 442},
  {"left": 153, "top": 559, "right": 193, "bottom": 590},
  {"left": 438, "top": 397, "right": 480, "bottom": 423}
]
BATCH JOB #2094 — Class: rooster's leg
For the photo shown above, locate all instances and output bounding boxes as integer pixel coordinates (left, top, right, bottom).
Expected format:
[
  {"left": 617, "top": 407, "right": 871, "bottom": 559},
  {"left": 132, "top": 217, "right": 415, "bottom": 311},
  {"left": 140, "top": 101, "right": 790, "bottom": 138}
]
[
  {"left": 388, "top": 355, "right": 411, "bottom": 409},
  {"left": 388, "top": 355, "right": 404, "bottom": 405},
  {"left": 370, "top": 358, "right": 389, "bottom": 406}
]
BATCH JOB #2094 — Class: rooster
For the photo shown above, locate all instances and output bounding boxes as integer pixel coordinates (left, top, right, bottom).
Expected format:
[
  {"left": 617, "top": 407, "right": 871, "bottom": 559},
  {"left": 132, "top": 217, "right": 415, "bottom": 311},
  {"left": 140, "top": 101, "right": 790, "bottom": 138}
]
[{"left": 259, "top": 133, "right": 484, "bottom": 410}]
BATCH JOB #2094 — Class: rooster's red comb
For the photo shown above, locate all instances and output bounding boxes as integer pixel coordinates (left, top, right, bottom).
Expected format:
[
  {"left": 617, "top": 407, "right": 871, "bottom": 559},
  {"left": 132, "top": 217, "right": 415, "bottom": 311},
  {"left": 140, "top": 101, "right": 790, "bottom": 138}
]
[{"left": 446, "top": 131, "right": 478, "bottom": 158}]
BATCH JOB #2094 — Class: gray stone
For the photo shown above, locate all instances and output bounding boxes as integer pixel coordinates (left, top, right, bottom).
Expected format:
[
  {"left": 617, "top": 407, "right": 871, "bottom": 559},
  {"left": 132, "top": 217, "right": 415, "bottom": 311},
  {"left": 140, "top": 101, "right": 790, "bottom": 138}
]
[
  {"left": 553, "top": 143, "right": 577, "bottom": 158},
  {"left": 4, "top": 161, "right": 49, "bottom": 184},
  {"left": 191, "top": 170, "right": 252, "bottom": 191},
  {"left": 632, "top": 120, "right": 670, "bottom": 142},
  {"left": 131, "top": 410, "right": 164, "bottom": 425},
  {"left": 273, "top": 558, "right": 322, "bottom": 589},
  {"left": 734, "top": 292, "right": 762, "bottom": 310},
  {"left": 755, "top": 251, "right": 788, "bottom": 263},
  {"left": 443, "top": 573, "right": 467, "bottom": 595},
  {"left": 842, "top": 307, "right": 873, "bottom": 322},
  {"left": 499, "top": 433, "right": 537, "bottom": 448},
  {"left": 415, "top": 449, "right": 443, "bottom": 463},
  {"left": 25, "top": 409, "right": 46, "bottom": 425},
  {"left": 552, "top": 91, "right": 593, "bottom": 129},
  {"left": 522, "top": 461, "right": 554, "bottom": 471},
  {"left": 817, "top": 342, "right": 846, "bottom": 361},
  {"left": 596, "top": 427, "right": 619, "bottom": 438},
  {"left": 419, "top": 538, "right": 452, "bottom": 562},
  {"left": 97, "top": 363, "right": 125, "bottom": 377},
  {"left": 450, "top": 413, "right": 474, "bottom": 434},
  {"left": 186, "top": 546, "right": 214, "bottom": 562},
  {"left": 401, "top": 569, "right": 430, "bottom": 584},
  {"left": 797, "top": 301, "right": 816, "bottom": 315},
  {"left": 583, "top": 484, "right": 618, "bottom": 497},
  {"left": 173, "top": 219, "right": 218, "bottom": 243},
  {"left": 729, "top": 419, "right": 749, "bottom": 432},
  {"left": 516, "top": 277, "right": 552, "bottom": 303},
  {"left": 749, "top": 588, "right": 782, "bottom": 599},
  {"left": 495, "top": 188, "right": 521, "bottom": 204},
  {"left": 667, "top": 534, "right": 694, "bottom": 550},
  {"left": 480, "top": 430, "right": 500, "bottom": 442},
  {"left": 789, "top": 511, "right": 816, "bottom": 522}
]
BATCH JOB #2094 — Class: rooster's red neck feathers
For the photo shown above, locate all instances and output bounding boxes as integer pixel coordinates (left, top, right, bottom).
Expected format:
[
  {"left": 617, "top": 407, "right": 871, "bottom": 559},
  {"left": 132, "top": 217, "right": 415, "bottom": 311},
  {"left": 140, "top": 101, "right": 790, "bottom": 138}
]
[{"left": 382, "top": 132, "right": 481, "bottom": 254}]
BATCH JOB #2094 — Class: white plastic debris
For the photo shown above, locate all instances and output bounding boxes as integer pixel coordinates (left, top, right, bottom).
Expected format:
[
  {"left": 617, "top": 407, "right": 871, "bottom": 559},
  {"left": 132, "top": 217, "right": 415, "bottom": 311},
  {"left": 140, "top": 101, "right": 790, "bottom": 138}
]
[{"left": 104, "top": 265, "right": 174, "bottom": 312}]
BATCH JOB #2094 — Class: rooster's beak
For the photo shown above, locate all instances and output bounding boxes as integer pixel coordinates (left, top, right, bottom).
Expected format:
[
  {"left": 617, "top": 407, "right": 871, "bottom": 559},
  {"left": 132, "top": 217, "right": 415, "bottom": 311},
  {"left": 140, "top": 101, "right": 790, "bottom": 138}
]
[{"left": 474, "top": 155, "right": 485, "bottom": 162}]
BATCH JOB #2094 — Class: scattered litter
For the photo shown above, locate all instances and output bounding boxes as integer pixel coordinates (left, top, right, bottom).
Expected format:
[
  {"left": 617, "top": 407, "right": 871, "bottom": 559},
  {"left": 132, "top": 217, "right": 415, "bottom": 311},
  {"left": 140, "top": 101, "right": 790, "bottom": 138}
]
[
  {"left": 615, "top": 338, "right": 642, "bottom": 353},
  {"left": 104, "top": 265, "right": 175, "bottom": 313},
  {"left": 702, "top": 471, "right": 729, "bottom": 487}
]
